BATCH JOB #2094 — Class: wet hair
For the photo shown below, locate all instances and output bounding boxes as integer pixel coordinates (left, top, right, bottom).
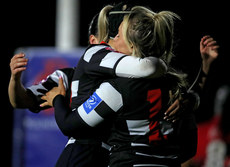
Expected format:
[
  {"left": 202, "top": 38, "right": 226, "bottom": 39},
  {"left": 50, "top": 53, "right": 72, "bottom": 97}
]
[{"left": 88, "top": 13, "right": 99, "bottom": 38}]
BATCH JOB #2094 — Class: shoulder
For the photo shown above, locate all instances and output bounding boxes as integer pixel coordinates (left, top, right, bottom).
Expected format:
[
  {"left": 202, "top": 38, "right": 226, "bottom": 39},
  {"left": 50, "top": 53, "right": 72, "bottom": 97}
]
[
  {"left": 83, "top": 44, "right": 109, "bottom": 62},
  {"left": 83, "top": 44, "right": 126, "bottom": 63}
]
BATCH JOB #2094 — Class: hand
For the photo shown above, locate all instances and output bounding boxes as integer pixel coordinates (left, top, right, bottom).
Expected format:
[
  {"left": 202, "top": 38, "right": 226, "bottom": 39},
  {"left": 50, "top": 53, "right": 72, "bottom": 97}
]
[
  {"left": 200, "top": 35, "right": 219, "bottom": 60},
  {"left": 10, "top": 53, "right": 28, "bottom": 80},
  {"left": 40, "top": 76, "right": 66, "bottom": 107},
  {"left": 164, "top": 99, "right": 180, "bottom": 123},
  {"left": 200, "top": 35, "right": 219, "bottom": 74}
]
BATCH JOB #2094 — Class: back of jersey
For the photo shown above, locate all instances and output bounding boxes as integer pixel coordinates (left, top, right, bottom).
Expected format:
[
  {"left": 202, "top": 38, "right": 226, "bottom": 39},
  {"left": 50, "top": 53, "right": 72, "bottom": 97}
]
[{"left": 107, "top": 77, "right": 182, "bottom": 167}]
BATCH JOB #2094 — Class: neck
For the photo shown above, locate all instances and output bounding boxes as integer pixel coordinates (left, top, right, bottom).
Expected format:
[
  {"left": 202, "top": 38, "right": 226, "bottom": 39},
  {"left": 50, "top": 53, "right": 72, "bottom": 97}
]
[{"left": 108, "top": 39, "right": 114, "bottom": 48}]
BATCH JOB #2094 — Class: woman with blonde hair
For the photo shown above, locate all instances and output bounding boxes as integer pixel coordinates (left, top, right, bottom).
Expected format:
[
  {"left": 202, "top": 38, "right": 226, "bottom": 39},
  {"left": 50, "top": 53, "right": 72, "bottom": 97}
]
[
  {"left": 41, "top": 3, "right": 169, "bottom": 167},
  {"left": 41, "top": 5, "right": 199, "bottom": 166}
]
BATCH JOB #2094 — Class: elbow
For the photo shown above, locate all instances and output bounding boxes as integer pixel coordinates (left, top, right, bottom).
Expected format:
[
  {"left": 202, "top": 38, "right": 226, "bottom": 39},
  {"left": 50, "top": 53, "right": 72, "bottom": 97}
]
[
  {"left": 55, "top": 118, "right": 72, "bottom": 136},
  {"left": 8, "top": 94, "right": 19, "bottom": 108},
  {"left": 55, "top": 117, "right": 79, "bottom": 137},
  {"left": 10, "top": 103, "right": 17, "bottom": 109},
  {"left": 57, "top": 123, "right": 75, "bottom": 137},
  {"left": 9, "top": 99, "right": 23, "bottom": 109},
  {"left": 59, "top": 127, "right": 73, "bottom": 137},
  {"left": 9, "top": 98, "right": 17, "bottom": 108}
]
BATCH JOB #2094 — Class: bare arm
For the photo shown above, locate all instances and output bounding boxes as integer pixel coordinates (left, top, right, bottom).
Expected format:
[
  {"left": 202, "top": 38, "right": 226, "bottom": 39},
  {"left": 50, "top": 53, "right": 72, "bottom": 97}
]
[
  {"left": 164, "top": 36, "right": 219, "bottom": 121},
  {"left": 199, "top": 35, "right": 219, "bottom": 88},
  {"left": 8, "top": 53, "right": 36, "bottom": 108}
]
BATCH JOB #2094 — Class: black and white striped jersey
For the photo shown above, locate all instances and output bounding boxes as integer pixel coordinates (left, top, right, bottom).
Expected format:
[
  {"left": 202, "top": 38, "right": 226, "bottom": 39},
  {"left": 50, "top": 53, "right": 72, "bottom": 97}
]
[
  {"left": 26, "top": 68, "right": 74, "bottom": 113},
  {"left": 70, "top": 43, "right": 167, "bottom": 110},
  {"left": 25, "top": 43, "right": 166, "bottom": 113},
  {"left": 76, "top": 77, "right": 173, "bottom": 140},
  {"left": 26, "top": 43, "right": 166, "bottom": 132},
  {"left": 54, "top": 76, "right": 196, "bottom": 166}
]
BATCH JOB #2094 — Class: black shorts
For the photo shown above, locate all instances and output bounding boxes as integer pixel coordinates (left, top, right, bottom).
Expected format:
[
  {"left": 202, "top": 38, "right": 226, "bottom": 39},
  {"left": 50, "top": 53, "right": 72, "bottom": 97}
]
[{"left": 55, "top": 141, "right": 109, "bottom": 167}]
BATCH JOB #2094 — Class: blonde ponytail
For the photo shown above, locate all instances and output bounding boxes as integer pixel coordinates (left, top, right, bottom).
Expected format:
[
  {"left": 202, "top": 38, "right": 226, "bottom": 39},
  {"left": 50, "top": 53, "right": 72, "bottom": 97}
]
[
  {"left": 97, "top": 5, "right": 113, "bottom": 43},
  {"left": 122, "top": 6, "right": 188, "bottom": 98},
  {"left": 122, "top": 6, "right": 180, "bottom": 63},
  {"left": 152, "top": 11, "right": 180, "bottom": 64}
]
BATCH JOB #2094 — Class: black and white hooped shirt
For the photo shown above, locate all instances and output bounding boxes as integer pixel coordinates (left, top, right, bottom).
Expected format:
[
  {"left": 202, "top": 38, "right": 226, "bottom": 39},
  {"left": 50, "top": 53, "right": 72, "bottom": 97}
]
[
  {"left": 26, "top": 43, "right": 167, "bottom": 145},
  {"left": 26, "top": 43, "right": 166, "bottom": 113},
  {"left": 70, "top": 43, "right": 167, "bottom": 110},
  {"left": 53, "top": 75, "right": 196, "bottom": 166}
]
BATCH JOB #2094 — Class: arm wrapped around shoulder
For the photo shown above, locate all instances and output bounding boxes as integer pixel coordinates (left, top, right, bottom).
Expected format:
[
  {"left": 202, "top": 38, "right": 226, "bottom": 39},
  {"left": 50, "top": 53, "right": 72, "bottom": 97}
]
[{"left": 115, "top": 56, "right": 167, "bottom": 78}]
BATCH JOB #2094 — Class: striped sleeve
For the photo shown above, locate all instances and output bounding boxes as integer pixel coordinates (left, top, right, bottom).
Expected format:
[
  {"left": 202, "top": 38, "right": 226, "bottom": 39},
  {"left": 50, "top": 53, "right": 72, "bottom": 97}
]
[
  {"left": 26, "top": 68, "right": 73, "bottom": 112},
  {"left": 53, "top": 81, "right": 123, "bottom": 136},
  {"left": 115, "top": 56, "right": 167, "bottom": 78},
  {"left": 83, "top": 45, "right": 167, "bottom": 79},
  {"left": 83, "top": 45, "right": 126, "bottom": 77},
  {"left": 27, "top": 69, "right": 70, "bottom": 96},
  {"left": 76, "top": 82, "right": 123, "bottom": 127}
]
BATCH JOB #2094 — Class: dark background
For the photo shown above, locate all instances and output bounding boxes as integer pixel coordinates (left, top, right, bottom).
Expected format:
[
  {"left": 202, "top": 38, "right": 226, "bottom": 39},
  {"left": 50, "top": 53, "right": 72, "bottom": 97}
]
[{"left": 2, "top": 0, "right": 229, "bottom": 166}]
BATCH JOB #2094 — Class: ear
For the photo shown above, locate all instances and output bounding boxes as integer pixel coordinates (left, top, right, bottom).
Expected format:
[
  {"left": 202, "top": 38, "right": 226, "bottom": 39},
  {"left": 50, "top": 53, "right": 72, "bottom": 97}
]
[
  {"left": 89, "top": 35, "right": 99, "bottom": 44},
  {"left": 129, "top": 44, "right": 134, "bottom": 54}
]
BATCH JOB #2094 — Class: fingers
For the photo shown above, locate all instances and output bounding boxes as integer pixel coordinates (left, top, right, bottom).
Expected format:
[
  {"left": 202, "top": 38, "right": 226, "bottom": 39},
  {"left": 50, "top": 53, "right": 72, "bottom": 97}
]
[
  {"left": 200, "top": 35, "right": 210, "bottom": 43},
  {"left": 201, "top": 35, "right": 218, "bottom": 47},
  {"left": 41, "top": 95, "right": 47, "bottom": 101},
  {"left": 11, "top": 53, "right": 28, "bottom": 66},
  {"left": 39, "top": 79, "right": 65, "bottom": 108},
  {"left": 164, "top": 107, "right": 180, "bottom": 122},
  {"left": 204, "top": 38, "right": 216, "bottom": 47},
  {"left": 164, "top": 115, "right": 179, "bottom": 123},
  {"left": 168, "top": 104, "right": 180, "bottom": 117},
  {"left": 40, "top": 101, "right": 49, "bottom": 108},
  {"left": 40, "top": 95, "right": 51, "bottom": 108},
  {"left": 40, "top": 86, "right": 61, "bottom": 107},
  {"left": 211, "top": 45, "right": 220, "bottom": 50},
  {"left": 164, "top": 99, "right": 181, "bottom": 123},
  {"left": 164, "top": 99, "right": 179, "bottom": 116},
  {"left": 58, "top": 76, "right": 66, "bottom": 96},
  {"left": 10, "top": 53, "right": 28, "bottom": 74},
  {"left": 58, "top": 76, "right": 64, "bottom": 88}
]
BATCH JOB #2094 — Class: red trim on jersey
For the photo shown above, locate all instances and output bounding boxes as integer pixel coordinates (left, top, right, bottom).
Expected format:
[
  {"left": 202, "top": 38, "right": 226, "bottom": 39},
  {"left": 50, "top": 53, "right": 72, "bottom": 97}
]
[
  {"left": 147, "top": 89, "right": 163, "bottom": 142},
  {"left": 100, "top": 41, "right": 121, "bottom": 53},
  {"left": 100, "top": 41, "right": 107, "bottom": 45}
]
